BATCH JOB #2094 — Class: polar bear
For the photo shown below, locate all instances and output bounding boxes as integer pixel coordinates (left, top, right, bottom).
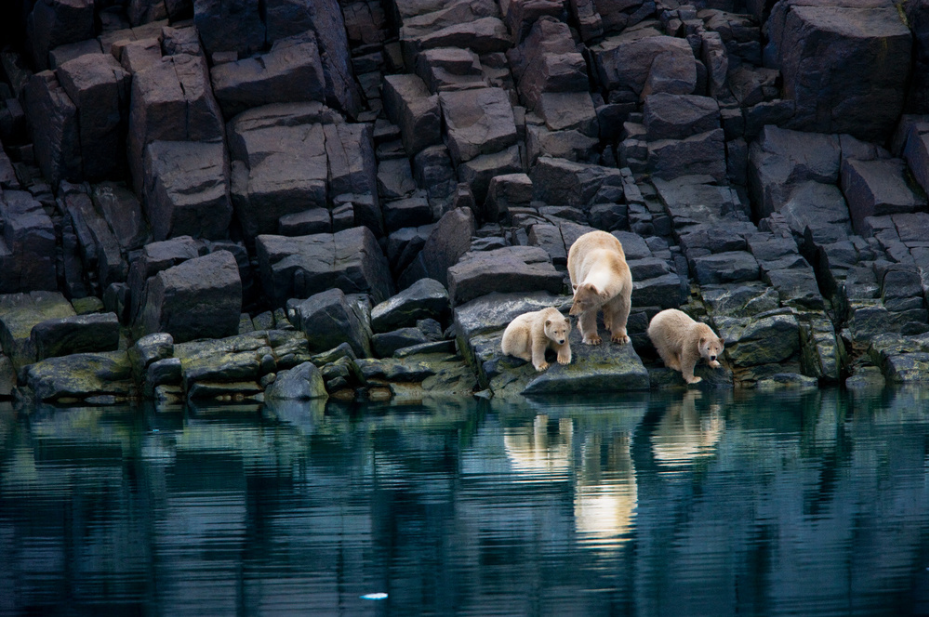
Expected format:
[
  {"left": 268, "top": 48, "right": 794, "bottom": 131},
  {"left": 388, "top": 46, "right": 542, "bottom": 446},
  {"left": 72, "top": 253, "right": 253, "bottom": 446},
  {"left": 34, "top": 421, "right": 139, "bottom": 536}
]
[
  {"left": 647, "top": 308, "right": 725, "bottom": 384},
  {"left": 501, "top": 307, "right": 572, "bottom": 372},
  {"left": 567, "top": 230, "right": 633, "bottom": 345}
]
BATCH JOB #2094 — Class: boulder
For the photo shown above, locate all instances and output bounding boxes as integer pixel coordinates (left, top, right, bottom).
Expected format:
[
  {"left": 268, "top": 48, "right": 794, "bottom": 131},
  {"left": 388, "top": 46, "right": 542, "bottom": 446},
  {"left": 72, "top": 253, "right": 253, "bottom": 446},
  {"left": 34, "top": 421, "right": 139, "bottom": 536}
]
[
  {"left": 23, "top": 70, "right": 82, "bottom": 187},
  {"left": 439, "top": 87, "right": 517, "bottom": 165},
  {"left": 413, "top": 145, "right": 457, "bottom": 202},
  {"left": 593, "top": 31, "right": 696, "bottom": 98},
  {"left": 841, "top": 158, "right": 927, "bottom": 234},
  {"left": 143, "top": 140, "right": 231, "bottom": 241},
  {"left": 0, "top": 191, "right": 57, "bottom": 293},
  {"left": 483, "top": 173, "right": 532, "bottom": 223},
  {"left": 292, "top": 288, "right": 372, "bottom": 357},
  {"left": 715, "top": 312, "right": 801, "bottom": 367},
  {"left": 415, "top": 47, "right": 485, "bottom": 92},
  {"left": 456, "top": 145, "right": 523, "bottom": 204},
  {"left": 0, "top": 291, "right": 76, "bottom": 371},
  {"left": 382, "top": 74, "right": 442, "bottom": 155},
  {"left": 370, "top": 278, "right": 450, "bottom": 332},
  {"left": 135, "top": 250, "right": 243, "bottom": 343},
  {"left": 401, "top": 207, "right": 475, "bottom": 288},
  {"left": 405, "top": 16, "right": 510, "bottom": 58},
  {"left": 210, "top": 35, "right": 327, "bottom": 119},
  {"left": 126, "top": 235, "right": 202, "bottom": 322},
  {"left": 643, "top": 93, "right": 720, "bottom": 141},
  {"left": 778, "top": 181, "right": 852, "bottom": 238},
  {"left": 27, "top": 0, "right": 95, "bottom": 71},
  {"left": 92, "top": 182, "right": 149, "bottom": 251},
  {"left": 383, "top": 195, "right": 433, "bottom": 234},
  {"left": 535, "top": 91, "right": 599, "bottom": 135},
  {"left": 766, "top": 1, "right": 912, "bottom": 141},
  {"left": 265, "top": 361, "right": 328, "bottom": 399},
  {"left": 55, "top": 53, "right": 131, "bottom": 181},
  {"left": 279, "top": 208, "right": 331, "bottom": 236},
  {"left": 22, "top": 351, "right": 134, "bottom": 403},
  {"left": 372, "top": 327, "right": 430, "bottom": 357},
  {"left": 127, "top": 53, "right": 225, "bottom": 194},
  {"left": 62, "top": 190, "right": 128, "bottom": 291},
  {"left": 32, "top": 313, "right": 121, "bottom": 361},
  {"left": 529, "top": 156, "right": 623, "bottom": 207},
  {"left": 227, "top": 103, "right": 335, "bottom": 240},
  {"left": 257, "top": 226, "right": 394, "bottom": 307},
  {"left": 447, "top": 245, "right": 564, "bottom": 306},
  {"left": 517, "top": 51, "right": 588, "bottom": 110},
  {"left": 193, "top": 0, "right": 265, "bottom": 58},
  {"left": 647, "top": 128, "right": 726, "bottom": 182},
  {"left": 690, "top": 251, "right": 760, "bottom": 285}
]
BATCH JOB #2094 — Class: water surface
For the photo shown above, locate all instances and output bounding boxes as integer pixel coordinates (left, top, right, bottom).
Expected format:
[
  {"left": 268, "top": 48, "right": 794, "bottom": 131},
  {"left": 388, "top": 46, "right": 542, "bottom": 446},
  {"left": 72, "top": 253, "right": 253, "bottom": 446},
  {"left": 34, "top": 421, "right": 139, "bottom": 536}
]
[{"left": 2, "top": 387, "right": 929, "bottom": 616}]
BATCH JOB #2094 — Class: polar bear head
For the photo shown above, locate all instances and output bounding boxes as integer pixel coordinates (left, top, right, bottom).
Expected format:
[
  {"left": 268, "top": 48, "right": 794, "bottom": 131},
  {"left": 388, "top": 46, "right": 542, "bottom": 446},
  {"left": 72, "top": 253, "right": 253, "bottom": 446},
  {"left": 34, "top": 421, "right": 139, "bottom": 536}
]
[
  {"left": 543, "top": 310, "right": 570, "bottom": 345},
  {"left": 699, "top": 335, "right": 725, "bottom": 368},
  {"left": 569, "top": 283, "right": 608, "bottom": 316}
]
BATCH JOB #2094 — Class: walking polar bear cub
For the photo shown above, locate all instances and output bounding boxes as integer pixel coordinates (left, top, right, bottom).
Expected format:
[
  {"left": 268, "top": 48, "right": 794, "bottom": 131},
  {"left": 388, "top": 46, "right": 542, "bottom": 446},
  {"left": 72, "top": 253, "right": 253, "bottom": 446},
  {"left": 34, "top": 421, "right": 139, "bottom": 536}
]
[
  {"left": 567, "top": 230, "right": 633, "bottom": 345},
  {"left": 647, "top": 308, "right": 725, "bottom": 384},
  {"left": 501, "top": 307, "right": 572, "bottom": 372}
]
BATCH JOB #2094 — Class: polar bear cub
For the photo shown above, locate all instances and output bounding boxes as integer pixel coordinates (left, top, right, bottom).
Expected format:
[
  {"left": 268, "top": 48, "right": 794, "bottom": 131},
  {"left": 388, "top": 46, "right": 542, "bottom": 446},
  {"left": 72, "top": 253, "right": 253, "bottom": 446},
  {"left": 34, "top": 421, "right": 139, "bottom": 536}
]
[
  {"left": 647, "top": 308, "right": 725, "bottom": 384},
  {"left": 501, "top": 307, "right": 572, "bottom": 372},
  {"left": 567, "top": 230, "right": 633, "bottom": 345}
]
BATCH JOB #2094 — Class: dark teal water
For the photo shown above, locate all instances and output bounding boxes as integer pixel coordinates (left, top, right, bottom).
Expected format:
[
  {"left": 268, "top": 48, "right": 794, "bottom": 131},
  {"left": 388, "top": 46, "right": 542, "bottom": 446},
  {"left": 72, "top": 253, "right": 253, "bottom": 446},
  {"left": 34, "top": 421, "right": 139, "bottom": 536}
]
[{"left": 2, "top": 387, "right": 929, "bottom": 616}]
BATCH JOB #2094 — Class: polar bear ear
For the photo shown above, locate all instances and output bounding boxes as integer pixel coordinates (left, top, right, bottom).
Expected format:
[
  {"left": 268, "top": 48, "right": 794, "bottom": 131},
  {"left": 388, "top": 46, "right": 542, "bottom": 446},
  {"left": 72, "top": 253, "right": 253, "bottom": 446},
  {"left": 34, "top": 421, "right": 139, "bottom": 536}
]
[
  {"left": 699, "top": 336, "right": 707, "bottom": 346},
  {"left": 545, "top": 319, "right": 551, "bottom": 327},
  {"left": 718, "top": 338, "right": 725, "bottom": 346}
]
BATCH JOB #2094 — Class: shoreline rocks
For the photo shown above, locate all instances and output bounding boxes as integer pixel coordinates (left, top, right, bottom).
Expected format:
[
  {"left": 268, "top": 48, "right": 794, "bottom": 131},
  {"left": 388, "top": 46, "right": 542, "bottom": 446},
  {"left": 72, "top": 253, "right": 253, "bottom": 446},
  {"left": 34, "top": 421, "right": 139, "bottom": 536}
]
[{"left": 3, "top": 0, "right": 929, "bottom": 406}]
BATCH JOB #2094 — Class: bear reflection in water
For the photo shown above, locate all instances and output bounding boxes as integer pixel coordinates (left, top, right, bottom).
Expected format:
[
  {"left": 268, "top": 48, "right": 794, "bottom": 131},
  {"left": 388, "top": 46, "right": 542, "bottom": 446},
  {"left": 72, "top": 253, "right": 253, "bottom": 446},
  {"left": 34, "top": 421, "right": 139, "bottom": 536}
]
[
  {"left": 503, "top": 414, "right": 638, "bottom": 548},
  {"left": 651, "top": 390, "right": 725, "bottom": 466}
]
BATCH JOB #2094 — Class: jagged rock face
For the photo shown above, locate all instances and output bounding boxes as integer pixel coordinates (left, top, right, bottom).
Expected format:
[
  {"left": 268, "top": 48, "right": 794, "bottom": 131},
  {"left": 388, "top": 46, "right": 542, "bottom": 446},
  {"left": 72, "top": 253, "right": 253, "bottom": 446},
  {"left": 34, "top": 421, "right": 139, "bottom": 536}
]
[{"left": 7, "top": 0, "right": 929, "bottom": 404}]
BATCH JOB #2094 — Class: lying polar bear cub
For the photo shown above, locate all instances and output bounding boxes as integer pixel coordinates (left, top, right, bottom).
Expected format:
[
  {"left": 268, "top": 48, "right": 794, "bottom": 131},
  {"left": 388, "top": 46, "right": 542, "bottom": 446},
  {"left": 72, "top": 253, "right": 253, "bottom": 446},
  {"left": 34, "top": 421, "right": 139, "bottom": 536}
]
[
  {"left": 501, "top": 307, "right": 572, "bottom": 372},
  {"left": 647, "top": 308, "right": 725, "bottom": 384}
]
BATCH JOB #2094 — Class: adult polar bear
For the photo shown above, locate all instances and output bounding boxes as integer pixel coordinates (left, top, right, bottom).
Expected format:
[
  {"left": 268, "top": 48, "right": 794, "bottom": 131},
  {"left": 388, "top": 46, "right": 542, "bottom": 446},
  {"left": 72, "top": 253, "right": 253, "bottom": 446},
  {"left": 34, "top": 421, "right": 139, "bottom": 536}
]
[{"left": 567, "top": 230, "right": 633, "bottom": 345}]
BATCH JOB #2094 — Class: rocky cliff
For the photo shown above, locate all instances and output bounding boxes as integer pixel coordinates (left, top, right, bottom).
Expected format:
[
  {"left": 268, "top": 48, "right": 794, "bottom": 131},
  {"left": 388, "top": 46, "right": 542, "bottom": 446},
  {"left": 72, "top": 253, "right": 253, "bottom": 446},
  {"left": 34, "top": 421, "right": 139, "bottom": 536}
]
[{"left": 1, "top": 0, "right": 928, "bottom": 405}]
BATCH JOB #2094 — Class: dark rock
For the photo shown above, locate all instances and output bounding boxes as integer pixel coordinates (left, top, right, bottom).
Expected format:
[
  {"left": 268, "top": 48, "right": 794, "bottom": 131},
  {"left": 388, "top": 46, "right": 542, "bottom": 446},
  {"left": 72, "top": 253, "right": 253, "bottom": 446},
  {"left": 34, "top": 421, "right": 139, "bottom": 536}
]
[
  {"left": 92, "top": 182, "right": 149, "bottom": 251},
  {"left": 690, "top": 251, "right": 760, "bottom": 285},
  {"left": 210, "top": 35, "right": 327, "bottom": 119},
  {"left": 292, "top": 288, "right": 372, "bottom": 357},
  {"left": 127, "top": 53, "right": 225, "bottom": 194},
  {"left": 841, "top": 158, "right": 927, "bottom": 234},
  {"left": 377, "top": 158, "right": 417, "bottom": 200},
  {"left": 27, "top": 0, "right": 95, "bottom": 71},
  {"left": 129, "top": 332, "right": 174, "bottom": 379},
  {"left": 439, "top": 87, "right": 517, "bottom": 165},
  {"left": 382, "top": 73, "right": 442, "bottom": 155},
  {"left": 643, "top": 93, "right": 719, "bottom": 141},
  {"left": 257, "top": 226, "right": 394, "bottom": 307},
  {"left": 767, "top": 1, "right": 911, "bottom": 141},
  {"left": 633, "top": 272, "right": 686, "bottom": 309},
  {"left": 22, "top": 350, "right": 134, "bottom": 403},
  {"left": 371, "top": 278, "right": 450, "bottom": 332},
  {"left": 648, "top": 128, "right": 726, "bottom": 182},
  {"left": 265, "top": 361, "right": 328, "bottom": 399},
  {"left": 193, "top": 0, "right": 265, "bottom": 58},
  {"left": 143, "top": 140, "right": 231, "bottom": 241},
  {"left": 0, "top": 291, "right": 76, "bottom": 371},
  {"left": 456, "top": 144, "right": 523, "bottom": 204},
  {"left": 32, "top": 313, "right": 120, "bottom": 361},
  {"left": 413, "top": 145, "right": 457, "bottom": 202},
  {"left": 402, "top": 207, "right": 475, "bottom": 288},
  {"left": 23, "top": 70, "right": 81, "bottom": 187},
  {"left": 778, "top": 181, "right": 852, "bottom": 238},
  {"left": 415, "top": 47, "right": 485, "bottom": 92},
  {"left": 279, "top": 208, "right": 331, "bottom": 236},
  {"left": 593, "top": 31, "right": 696, "bottom": 99},
  {"left": 0, "top": 191, "right": 57, "bottom": 293},
  {"left": 372, "top": 327, "right": 430, "bottom": 357},
  {"left": 56, "top": 53, "right": 131, "bottom": 181},
  {"left": 715, "top": 312, "right": 800, "bottom": 367},
  {"left": 227, "top": 103, "right": 337, "bottom": 240},
  {"left": 530, "top": 156, "right": 623, "bottom": 207},
  {"left": 136, "top": 250, "right": 242, "bottom": 343},
  {"left": 535, "top": 91, "right": 599, "bottom": 135},
  {"left": 447, "top": 245, "right": 564, "bottom": 306}
]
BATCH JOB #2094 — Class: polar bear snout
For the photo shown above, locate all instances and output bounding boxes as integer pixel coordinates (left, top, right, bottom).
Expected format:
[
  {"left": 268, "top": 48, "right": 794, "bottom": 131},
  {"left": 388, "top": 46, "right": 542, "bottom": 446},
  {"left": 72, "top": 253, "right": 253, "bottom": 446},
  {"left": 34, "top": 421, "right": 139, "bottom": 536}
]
[{"left": 709, "top": 354, "right": 717, "bottom": 362}]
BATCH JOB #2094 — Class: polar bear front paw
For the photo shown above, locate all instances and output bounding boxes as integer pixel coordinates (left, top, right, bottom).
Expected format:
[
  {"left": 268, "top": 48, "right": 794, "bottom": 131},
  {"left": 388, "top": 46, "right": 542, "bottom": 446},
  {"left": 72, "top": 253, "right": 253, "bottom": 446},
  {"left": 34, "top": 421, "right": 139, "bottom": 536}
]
[
  {"left": 611, "top": 332, "right": 630, "bottom": 345},
  {"left": 582, "top": 334, "right": 602, "bottom": 345},
  {"left": 534, "top": 361, "right": 550, "bottom": 372},
  {"left": 709, "top": 360, "right": 721, "bottom": 369},
  {"left": 686, "top": 376, "right": 703, "bottom": 384}
]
